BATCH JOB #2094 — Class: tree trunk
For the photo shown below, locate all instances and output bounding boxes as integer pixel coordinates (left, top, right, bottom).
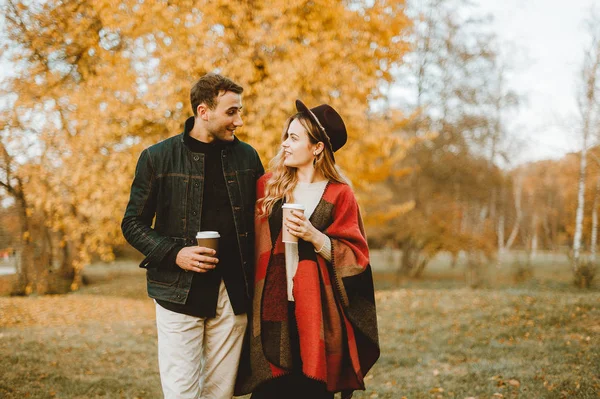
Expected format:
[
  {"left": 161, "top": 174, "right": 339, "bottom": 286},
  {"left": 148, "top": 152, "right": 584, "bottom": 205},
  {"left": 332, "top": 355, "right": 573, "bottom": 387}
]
[
  {"left": 13, "top": 193, "right": 33, "bottom": 295},
  {"left": 497, "top": 213, "right": 505, "bottom": 268},
  {"left": 59, "top": 238, "right": 75, "bottom": 278},
  {"left": 590, "top": 177, "right": 600, "bottom": 260},
  {"left": 489, "top": 188, "right": 497, "bottom": 222},
  {"left": 573, "top": 133, "right": 587, "bottom": 266},
  {"left": 466, "top": 252, "right": 485, "bottom": 288},
  {"left": 496, "top": 178, "right": 524, "bottom": 270},
  {"left": 399, "top": 243, "right": 414, "bottom": 276},
  {"left": 505, "top": 177, "right": 523, "bottom": 251},
  {"left": 68, "top": 239, "right": 85, "bottom": 291},
  {"left": 542, "top": 211, "right": 553, "bottom": 251},
  {"left": 530, "top": 213, "right": 538, "bottom": 262},
  {"left": 412, "top": 256, "right": 430, "bottom": 278}
]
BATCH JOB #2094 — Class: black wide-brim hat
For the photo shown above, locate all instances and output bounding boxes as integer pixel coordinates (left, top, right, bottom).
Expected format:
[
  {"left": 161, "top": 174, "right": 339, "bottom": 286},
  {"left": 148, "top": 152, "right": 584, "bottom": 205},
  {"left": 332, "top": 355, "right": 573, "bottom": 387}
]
[{"left": 295, "top": 99, "right": 347, "bottom": 154}]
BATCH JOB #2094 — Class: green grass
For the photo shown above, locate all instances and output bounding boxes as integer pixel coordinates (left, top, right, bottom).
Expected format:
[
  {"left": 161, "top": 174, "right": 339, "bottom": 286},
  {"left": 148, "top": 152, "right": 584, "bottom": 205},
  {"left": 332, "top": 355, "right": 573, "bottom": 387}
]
[
  {"left": 0, "top": 321, "right": 160, "bottom": 398},
  {"left": 0, "top": 259, "right": 598, "bottom": 398},
  {"left": 355, "top": 289, "right": 599, "bottom": 399}
]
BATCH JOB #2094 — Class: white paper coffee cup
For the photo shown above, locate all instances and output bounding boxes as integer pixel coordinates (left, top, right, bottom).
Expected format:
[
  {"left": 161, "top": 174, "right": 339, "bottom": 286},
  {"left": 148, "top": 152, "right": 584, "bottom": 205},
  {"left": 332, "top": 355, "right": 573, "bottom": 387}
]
[
  {"left": 282, "top": 204, "right": 305, "bottom": 243},
  {"left": 196, "top": 231, "right": 220, "bottom": 255}
]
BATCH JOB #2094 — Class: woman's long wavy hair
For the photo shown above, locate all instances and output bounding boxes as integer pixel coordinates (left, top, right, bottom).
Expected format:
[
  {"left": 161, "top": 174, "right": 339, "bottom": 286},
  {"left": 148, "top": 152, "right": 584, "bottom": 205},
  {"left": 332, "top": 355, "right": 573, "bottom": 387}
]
[{"left": 258, "top": 112, "right": 349, "bottom": 217}]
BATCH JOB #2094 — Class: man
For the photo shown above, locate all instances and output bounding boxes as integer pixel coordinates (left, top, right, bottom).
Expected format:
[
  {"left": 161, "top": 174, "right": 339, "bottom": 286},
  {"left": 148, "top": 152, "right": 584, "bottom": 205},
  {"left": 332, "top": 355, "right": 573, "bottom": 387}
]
[{"left": 122, "top": 73, "right": 264, "bottom": 398}]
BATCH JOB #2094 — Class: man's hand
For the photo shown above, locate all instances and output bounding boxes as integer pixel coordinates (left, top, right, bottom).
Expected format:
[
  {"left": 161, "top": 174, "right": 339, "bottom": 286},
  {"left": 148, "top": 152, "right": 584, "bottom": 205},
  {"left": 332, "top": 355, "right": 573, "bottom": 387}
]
[{"left": 176, "top": 246, "right": 218, "bottom": 273}]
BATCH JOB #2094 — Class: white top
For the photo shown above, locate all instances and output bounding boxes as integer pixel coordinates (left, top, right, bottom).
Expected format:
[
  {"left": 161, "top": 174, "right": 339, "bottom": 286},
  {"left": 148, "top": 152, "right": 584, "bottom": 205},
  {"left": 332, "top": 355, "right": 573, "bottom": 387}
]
[{"left": 285, "top": 180, "right": 332, "bottom": 301}]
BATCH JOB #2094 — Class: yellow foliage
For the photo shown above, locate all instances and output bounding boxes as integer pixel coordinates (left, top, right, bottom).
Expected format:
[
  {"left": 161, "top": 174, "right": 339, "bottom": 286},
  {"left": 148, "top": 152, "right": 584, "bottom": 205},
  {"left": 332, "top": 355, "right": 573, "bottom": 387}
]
[
  {"left": 365, "top": 200, "right": 415, "bottom": 227},
  {"left": 2, "top": 0, "right": 413, "bottom": 273}
]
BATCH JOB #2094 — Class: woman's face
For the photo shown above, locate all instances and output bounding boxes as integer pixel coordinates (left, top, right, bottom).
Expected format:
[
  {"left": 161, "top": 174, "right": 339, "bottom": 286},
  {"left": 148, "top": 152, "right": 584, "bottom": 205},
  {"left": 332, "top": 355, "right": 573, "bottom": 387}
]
[{"left": 282, "top": 119, "right": 318, "bottom": 169}]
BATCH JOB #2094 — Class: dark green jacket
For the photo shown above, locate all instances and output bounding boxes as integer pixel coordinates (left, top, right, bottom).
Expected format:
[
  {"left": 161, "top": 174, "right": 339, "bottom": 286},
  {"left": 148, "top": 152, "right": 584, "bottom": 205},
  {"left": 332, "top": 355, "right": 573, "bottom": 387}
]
[{"left": 121, "top": 121, "right": 264, "bottom": 304}]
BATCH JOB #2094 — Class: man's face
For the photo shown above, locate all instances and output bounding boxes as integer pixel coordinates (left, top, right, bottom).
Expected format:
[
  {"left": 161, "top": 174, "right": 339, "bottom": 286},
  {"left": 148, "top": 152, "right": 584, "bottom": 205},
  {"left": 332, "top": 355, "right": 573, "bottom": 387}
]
[{"left": 204, "top": 91, "right": 243, "bottom": 142}]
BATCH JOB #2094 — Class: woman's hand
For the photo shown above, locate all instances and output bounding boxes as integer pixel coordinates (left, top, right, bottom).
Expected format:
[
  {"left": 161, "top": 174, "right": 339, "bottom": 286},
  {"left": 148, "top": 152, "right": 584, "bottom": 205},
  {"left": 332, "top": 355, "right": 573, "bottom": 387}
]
[{"left": 285, "top": 210, "right": 325, "bottom": 248}]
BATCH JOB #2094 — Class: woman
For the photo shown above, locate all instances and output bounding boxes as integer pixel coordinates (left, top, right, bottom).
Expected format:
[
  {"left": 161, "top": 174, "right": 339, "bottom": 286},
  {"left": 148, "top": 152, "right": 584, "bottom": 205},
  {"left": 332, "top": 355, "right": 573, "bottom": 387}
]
[{"left": 236, "top": 100, "right": 380, "bottom": 399}]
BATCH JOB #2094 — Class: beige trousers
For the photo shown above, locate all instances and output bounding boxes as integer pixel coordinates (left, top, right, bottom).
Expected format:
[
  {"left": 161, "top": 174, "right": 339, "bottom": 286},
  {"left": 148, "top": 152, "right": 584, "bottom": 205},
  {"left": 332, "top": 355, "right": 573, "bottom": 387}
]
[{"left": 155, "top": 281, "right": 247, "bottom": 399}]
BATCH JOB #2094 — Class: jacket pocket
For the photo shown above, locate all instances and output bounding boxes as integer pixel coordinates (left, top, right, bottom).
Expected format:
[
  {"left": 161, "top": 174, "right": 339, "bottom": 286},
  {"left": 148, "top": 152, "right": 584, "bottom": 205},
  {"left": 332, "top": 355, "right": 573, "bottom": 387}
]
[{"left": 147, "top": 268, "right": 180, "bottom": 286}]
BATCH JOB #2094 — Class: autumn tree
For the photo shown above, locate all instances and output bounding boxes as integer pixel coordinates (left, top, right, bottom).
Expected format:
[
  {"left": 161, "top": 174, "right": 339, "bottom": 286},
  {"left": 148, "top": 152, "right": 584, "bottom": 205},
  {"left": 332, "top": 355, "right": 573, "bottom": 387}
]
[
  {"left": 0, "top": 107, "right": 39, "bottom": 293},
  {"left": 383, "top": 0, "right": 509, "bottom": 281},
  {"left": 1, "top": 0, "right": 413, "bottom": 293}
]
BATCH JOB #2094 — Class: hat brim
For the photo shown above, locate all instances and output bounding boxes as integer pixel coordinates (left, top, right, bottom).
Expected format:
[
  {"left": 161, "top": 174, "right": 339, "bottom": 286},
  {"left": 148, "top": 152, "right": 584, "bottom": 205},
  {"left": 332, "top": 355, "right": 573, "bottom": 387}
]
[
  {"left": 295, "top": 99, "right": 335, "bottom": 159},
  {"left": 295, "top": 100, "right": 316, "bottom": 126}
]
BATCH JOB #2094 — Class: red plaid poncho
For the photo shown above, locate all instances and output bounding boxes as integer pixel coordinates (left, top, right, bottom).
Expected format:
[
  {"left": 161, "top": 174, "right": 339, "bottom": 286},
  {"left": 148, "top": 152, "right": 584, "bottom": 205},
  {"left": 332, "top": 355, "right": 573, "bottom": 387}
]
[{"left": 235, "top": 174, "right": 380, "bottom": 397}]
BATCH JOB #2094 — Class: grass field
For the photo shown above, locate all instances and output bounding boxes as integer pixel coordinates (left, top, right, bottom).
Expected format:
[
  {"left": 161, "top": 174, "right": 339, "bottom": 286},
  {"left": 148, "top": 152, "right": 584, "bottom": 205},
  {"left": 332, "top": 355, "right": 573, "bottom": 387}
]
[{"left": 0, "top": 256, "right": 598, "bottom": 398}]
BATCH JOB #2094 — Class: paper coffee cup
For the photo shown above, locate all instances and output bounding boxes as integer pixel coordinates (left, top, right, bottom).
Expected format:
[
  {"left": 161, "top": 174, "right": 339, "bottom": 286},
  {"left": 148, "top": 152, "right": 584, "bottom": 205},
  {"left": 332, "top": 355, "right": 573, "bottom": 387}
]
[
  {"left": 196, "top": 231, "right": 220, "bottom": 256},
  {"left": 282, "top": 204, "right": 305, "bottom": 243}
]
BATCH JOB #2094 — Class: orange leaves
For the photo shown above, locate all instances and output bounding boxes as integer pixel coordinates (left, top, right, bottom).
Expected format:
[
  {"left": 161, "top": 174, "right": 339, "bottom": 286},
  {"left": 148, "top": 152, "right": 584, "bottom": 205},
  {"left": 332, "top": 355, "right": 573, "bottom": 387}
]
[
  {"left": 487, "top": 375, "right": 522, "bottom": 398},
  {"left": 508, "top": 379, "right": 521, "bottom": 388},
  {"left": 364, "top": 200, "right": 415, "bottom": 227},
  {"left": 2, "top": 0, "right": 414, "bottom": 287}
]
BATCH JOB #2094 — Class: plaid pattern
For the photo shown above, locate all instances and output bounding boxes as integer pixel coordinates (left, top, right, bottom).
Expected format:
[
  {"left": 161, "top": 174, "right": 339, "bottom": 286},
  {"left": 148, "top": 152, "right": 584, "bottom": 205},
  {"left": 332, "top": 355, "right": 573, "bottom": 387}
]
[{"left": 235, "top": 174, "right": 380, "bottom": 396}]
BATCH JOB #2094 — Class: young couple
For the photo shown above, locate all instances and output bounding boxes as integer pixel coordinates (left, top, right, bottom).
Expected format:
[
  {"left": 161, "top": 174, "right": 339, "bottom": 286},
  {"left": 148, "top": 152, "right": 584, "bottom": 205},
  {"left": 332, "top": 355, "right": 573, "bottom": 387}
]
[{"left": 122, "top": 73, "right": 379, "bottom": 399}]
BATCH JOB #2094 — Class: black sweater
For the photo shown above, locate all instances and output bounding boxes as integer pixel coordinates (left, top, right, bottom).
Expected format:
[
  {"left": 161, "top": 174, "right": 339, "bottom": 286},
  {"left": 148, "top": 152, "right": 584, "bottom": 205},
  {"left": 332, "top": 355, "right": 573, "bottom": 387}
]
[{"left": 156, "top": 133, "right": 247, "bottom": 318}]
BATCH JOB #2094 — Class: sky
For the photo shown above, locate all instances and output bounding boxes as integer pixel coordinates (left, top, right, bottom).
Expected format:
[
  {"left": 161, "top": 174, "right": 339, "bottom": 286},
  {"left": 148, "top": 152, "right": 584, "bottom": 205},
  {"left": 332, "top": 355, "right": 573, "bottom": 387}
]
[{"left": 471, "top": 0, "right": 599, "bottom": 163}]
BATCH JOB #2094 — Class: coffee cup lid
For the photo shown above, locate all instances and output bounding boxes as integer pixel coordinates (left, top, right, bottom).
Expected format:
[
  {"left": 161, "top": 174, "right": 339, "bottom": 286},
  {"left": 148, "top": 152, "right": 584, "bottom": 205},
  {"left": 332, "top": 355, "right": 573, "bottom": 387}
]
[
  {"left": 282, "top": 203, "right": 306, "bottom": 210},
  {"left": 196, "top": 231, "right": 220, "bottom": 238}
]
